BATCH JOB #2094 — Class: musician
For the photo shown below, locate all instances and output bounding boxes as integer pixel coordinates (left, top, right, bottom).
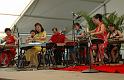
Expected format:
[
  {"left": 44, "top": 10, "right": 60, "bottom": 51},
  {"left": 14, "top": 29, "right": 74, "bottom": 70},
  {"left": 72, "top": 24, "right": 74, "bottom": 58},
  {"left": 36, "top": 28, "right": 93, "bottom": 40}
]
[
  {"left": 25, "top": 23, "right": 46, "bottom": 67},
  {"left": 49, "top": 27, "right": 66, "bottom": 65},
  {"left": 49, "top": 27, "right": 65, "bottom": 43},
  {"left": 26, "top": 30, "right": 36, "bottom": 43},
  {"left": 73, "top": 23, "right": 85, "bottom": 64},
  {"left": 0, "top": 28, "right": 17, "bottom": 67},
  {"left": 90, "top": 14, "right": 108, "bottom": 64},
  {"left": 107, "top": 23, "right": 123, "bottom": 63},
  {"left": 74, "top": 23, "right": 85, "bottom": 40}
]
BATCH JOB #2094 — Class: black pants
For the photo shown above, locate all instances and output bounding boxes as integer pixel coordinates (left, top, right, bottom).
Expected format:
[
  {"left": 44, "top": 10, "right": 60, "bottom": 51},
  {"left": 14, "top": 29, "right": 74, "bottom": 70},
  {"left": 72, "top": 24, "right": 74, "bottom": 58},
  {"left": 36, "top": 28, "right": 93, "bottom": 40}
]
[
  {"left": 79, "top": 43, "right": 89, "bottom": 65},
  {"left": 107, "top": 44, "right": 121, "bottom": 61},
  {"left": 54, "top": 48, "right": 63, "bottom": 65}
]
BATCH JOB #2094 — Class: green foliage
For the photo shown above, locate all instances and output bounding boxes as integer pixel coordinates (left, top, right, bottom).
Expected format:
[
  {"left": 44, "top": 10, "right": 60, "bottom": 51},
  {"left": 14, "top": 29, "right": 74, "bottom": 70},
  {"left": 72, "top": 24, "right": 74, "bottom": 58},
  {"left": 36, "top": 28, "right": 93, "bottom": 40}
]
[
  {"left": 78, "top": 11, "right": 124, "bottom": 32},
  {"left": 77, "top": 11, "right": 96, "bottom": 30}
]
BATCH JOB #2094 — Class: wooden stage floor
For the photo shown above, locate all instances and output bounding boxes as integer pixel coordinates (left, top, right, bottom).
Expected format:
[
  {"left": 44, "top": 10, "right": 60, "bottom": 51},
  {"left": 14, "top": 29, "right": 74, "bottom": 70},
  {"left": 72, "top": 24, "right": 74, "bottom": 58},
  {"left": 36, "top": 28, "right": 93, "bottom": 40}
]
[{"left": 0, "top": 67, "right": 124, "bottom": 80}]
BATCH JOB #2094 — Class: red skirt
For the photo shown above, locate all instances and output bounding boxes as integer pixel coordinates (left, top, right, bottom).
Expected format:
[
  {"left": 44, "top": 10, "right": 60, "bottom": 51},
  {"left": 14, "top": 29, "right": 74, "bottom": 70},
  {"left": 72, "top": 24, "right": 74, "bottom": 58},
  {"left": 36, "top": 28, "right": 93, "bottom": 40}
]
[
  {"left": 90, "top": 41, "right": 108, "bottom": 59},
  {"left": 0, "top": 48, "right": 16, "bottom": 65}
]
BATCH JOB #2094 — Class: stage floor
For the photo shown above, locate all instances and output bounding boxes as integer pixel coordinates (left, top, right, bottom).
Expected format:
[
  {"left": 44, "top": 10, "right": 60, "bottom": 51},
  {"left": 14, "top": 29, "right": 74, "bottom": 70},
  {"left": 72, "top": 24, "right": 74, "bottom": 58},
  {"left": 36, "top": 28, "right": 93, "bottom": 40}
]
[{"left": 0, "top": 68, "right": 124, "bottom": 80}]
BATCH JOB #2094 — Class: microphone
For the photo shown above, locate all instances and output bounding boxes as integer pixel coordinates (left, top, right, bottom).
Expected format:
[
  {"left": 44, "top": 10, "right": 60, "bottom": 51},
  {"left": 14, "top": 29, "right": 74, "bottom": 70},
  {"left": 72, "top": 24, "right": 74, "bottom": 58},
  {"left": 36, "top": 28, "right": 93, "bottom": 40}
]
[{"left": 72, "top": 12, "right": 81, "bottom": 19}]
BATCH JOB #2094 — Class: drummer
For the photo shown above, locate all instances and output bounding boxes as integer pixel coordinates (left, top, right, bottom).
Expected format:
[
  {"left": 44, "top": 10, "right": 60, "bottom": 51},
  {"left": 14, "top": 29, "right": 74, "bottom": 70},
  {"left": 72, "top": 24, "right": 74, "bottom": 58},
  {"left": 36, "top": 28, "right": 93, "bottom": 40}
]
[
  {"left": 90, "top": 14, "right": 108, "bottom": 64},
  {"left": 107, "top": 23, "right": 123, "bottom": 63}
]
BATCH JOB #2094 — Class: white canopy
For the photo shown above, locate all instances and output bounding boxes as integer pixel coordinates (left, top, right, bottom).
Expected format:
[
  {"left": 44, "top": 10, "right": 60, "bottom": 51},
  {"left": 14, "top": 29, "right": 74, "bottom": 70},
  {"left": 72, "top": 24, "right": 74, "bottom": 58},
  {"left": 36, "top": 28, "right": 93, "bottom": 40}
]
[{"left": 15, "top": 0, "right": 106, "bottom": 34}]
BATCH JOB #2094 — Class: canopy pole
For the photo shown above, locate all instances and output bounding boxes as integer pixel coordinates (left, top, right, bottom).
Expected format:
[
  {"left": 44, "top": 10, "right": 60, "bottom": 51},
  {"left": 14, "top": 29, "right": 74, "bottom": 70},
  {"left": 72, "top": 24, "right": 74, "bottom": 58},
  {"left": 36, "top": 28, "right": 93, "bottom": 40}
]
[{"left": 89, "top": 0, "right": 110, "bottom": 15}]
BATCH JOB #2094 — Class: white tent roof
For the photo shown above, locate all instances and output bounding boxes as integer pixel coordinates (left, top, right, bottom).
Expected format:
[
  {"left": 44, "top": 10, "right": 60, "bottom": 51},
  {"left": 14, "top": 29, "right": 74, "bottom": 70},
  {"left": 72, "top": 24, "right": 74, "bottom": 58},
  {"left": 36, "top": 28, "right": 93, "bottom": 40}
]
[
  {"left": 0, "top": 0, "right": 34, "bottom": 32},
  {"left": 15, "top": 0, "right": 106, "bottom": 34}
]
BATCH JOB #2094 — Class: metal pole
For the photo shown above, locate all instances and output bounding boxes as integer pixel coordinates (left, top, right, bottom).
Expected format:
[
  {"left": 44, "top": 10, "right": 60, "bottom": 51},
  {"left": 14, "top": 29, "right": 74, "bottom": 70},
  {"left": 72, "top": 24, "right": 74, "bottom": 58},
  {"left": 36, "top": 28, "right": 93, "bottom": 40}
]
[
  {"left": 72, "top": 13, "right": 76, "bottom": 41},
  {"left": 103, "top": 4, "right": 107, "bottom": 14},
  {"left": 89, "top": 0, "right": 110, "bottom": 15}
]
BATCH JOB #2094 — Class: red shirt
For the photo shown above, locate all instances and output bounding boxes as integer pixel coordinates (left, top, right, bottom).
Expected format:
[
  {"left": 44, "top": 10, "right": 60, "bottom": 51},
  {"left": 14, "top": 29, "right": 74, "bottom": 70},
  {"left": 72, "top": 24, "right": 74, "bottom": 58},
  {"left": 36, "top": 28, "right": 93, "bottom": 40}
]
[
  {"left": 50, "top": 32, "right": 65, "bottom": 43},
  {"left": 4, "top": 35, "right": 16, "bottom": 44}
]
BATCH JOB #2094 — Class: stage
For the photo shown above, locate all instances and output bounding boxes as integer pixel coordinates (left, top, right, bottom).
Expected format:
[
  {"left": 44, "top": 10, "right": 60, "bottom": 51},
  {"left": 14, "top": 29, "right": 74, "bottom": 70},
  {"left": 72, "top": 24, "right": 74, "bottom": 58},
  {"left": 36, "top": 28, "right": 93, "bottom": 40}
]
[{"left": 0, "top": 66, "right": 124, "bottom": 80}]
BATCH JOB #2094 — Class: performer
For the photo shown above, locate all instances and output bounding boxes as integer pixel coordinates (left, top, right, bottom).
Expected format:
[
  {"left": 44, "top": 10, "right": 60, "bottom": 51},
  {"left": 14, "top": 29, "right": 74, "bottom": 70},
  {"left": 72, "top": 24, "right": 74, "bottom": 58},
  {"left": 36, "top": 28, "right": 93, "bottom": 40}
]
[
  {"left": 90, "top": 14, "right": 108, "bottom": 64},
  {"left": 49, "top": 27, "right": 66, "bottom": 65},
  {"left": 25, "top": 23, "right": 46, "bottom": 67},
  {"left": 0, "top": 28, "right": 17, "bottom": 67},
  {"left": 107, "top": 23, "right": 123, "bottom": 63},
  {"left": 24, "top": 30, "right": 36, "bottom": 66},
  {"left": 25, "top": 30, "right": 36, "bottom": 43},
  {"left": 49, "top": 27, "right": 65, "bottom": 43},
  {"left": 73, "top": 23, "right": 86, "bottom": 64},
  {"left": 74, "top": 23, "right": 85, "bottom": 40}
]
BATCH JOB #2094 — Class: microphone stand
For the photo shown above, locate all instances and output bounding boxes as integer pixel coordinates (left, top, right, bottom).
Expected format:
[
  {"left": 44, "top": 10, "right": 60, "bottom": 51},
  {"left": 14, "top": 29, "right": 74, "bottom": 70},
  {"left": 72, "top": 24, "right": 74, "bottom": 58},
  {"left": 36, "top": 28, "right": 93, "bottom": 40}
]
[
  {"left": 14, "top": 25, "right": 21, "bottom": 69},
  {"left": 72, "top": 12, "right": 81, "bottom": 41},
  {"left": 72, "top": 13, "right": 76, "bottom": 42},
  {"left": 81, "top": 32, "right": 99, "bottom": 73},
  {"left": 17, "top": 28, "right": 20, "bottom": 68},
  {"left": 15, "top": 26, "right": 25, "bottom": 71}
]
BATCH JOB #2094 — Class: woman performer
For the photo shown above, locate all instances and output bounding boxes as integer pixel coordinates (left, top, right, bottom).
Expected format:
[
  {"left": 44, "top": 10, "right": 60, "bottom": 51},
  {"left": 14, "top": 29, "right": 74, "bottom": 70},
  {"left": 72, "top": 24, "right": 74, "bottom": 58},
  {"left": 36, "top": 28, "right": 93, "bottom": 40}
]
[
  {"left": 25, "top": 23, "right": 46, "bottom": 67},
  {"left": 0, "top": 28, "right": 17, "bottom": 67},
  {"left": 90, "top": 14, "right": 108, "bottom": 64},
  {"left": 107, "top": 23, "right": 123, "bottom": 63}
]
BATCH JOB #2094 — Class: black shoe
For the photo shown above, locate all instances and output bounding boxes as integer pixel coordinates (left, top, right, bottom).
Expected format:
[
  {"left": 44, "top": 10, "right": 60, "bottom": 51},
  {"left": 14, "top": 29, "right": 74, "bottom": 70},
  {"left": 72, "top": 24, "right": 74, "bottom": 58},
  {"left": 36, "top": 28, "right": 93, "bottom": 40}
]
[
  {"left": 0, "top": 64, "right": 4, "bottom": 67},
  {"left": 1, "top": 64, "right": 8, "bottom": 68},
  {"left": 25, "top": 61, "right": 30, "bottom": 66}
]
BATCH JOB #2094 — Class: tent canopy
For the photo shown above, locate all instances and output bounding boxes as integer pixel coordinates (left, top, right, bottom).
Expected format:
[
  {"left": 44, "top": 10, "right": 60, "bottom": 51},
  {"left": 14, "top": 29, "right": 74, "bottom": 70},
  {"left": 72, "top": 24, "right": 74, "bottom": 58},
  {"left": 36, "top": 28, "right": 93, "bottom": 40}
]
[
  {"left": 15, "top": 0, "right": 106, "bottom": 34},
  {"left": 0, "top": 0, "right": 33, "bottom": 32}
]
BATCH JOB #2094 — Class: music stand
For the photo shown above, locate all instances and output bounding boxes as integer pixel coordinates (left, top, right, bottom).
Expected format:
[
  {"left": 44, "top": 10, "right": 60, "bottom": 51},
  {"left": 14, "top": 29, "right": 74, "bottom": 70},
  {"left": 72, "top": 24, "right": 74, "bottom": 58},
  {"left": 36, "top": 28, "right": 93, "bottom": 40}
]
[{"left": 81, "top": 33, "right": 104, "bottom": 73}]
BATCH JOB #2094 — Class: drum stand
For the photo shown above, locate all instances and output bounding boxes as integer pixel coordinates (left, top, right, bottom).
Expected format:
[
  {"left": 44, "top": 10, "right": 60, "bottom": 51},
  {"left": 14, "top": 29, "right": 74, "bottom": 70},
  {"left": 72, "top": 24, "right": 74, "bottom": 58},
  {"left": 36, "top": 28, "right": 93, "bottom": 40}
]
[{"left": 82, "top": 33, "right": 99, "bottom": 73}]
